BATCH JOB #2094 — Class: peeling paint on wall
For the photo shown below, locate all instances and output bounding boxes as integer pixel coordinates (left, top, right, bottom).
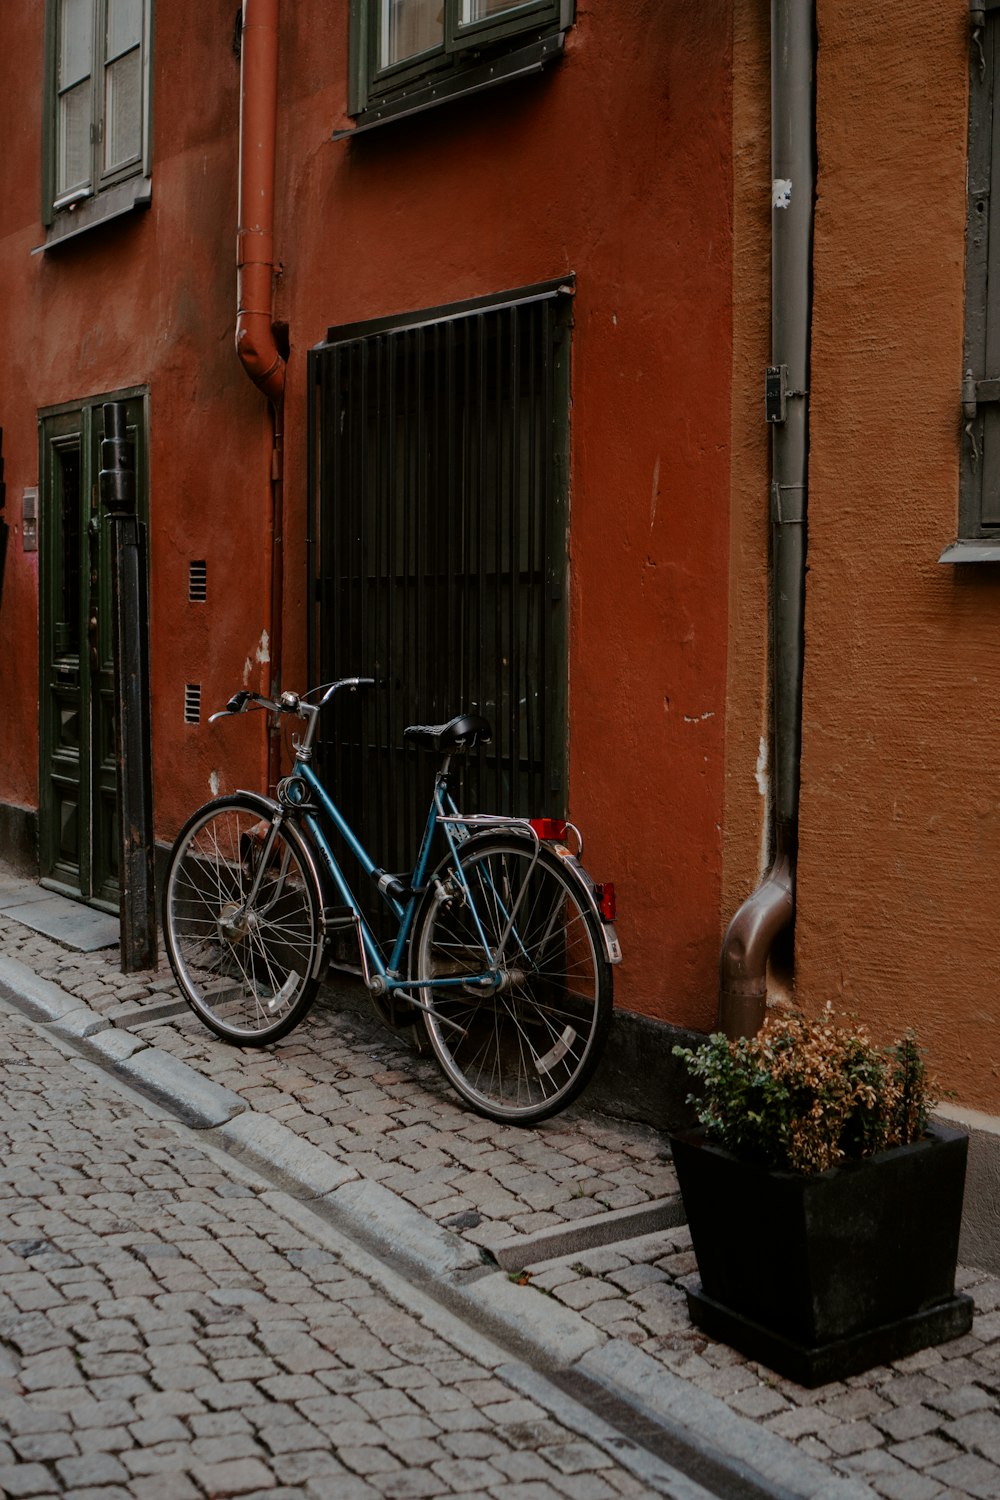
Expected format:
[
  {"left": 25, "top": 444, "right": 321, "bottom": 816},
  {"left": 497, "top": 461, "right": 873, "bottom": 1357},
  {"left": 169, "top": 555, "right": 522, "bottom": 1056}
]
[
  {"left": 255, "top": 630, "right": 270, "bottom": 665},
  {"left": 209, "top": 770, "right": 219, "bottom": 797},
  {"left": 755, "top": 734, "right": 769, "bottom": 796},
  {"left": 756, "top": 733, "right": 772, "bottom": 881}
]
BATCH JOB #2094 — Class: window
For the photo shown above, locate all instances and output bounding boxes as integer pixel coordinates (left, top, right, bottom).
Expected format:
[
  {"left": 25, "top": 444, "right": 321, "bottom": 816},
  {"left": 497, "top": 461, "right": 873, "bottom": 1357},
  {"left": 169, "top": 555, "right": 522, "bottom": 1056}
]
[
  {"left": 42, "top": 0, "right": 152, "bottom": 246},
  {"left": 943, "top": 5, "right": 1000, "bottom": 560},
  {"left": 347, "top": 0, "right": 573, "bottom": 129}
]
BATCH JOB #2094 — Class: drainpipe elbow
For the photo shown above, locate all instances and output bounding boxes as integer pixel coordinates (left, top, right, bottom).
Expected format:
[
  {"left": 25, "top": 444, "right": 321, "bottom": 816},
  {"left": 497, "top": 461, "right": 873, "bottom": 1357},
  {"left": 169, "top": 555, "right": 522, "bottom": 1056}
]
[
  {"left": 235, "top": 311, "right": 285, "bottom": 409},
  {"left": 718, "top": 852, "right": 795, "bottom": 1039}
]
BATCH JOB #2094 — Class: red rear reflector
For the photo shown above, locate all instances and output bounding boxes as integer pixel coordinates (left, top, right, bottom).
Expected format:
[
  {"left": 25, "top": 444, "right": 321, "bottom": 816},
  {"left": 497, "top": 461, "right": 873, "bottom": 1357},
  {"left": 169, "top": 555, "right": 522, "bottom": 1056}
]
[
  {"left": 529, "top": 818, "right": 568, "bottom": 841},
  {"left": 595, "top": 882, "right": 616, "bottom": 922}
]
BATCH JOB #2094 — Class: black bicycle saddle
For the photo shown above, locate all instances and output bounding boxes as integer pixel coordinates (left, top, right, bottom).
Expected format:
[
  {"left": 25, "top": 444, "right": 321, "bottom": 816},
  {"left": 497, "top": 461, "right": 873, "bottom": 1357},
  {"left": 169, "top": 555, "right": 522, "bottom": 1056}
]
[{"left": 403, "top": 714, "right": 493, "bottom": 752}]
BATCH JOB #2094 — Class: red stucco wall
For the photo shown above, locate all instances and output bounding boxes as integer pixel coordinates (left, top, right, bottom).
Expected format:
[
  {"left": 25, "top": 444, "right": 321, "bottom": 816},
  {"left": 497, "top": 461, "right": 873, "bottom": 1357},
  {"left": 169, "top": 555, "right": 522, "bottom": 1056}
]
[{"left": 0, "top": 1, "right": 734, "bottom": 1029}]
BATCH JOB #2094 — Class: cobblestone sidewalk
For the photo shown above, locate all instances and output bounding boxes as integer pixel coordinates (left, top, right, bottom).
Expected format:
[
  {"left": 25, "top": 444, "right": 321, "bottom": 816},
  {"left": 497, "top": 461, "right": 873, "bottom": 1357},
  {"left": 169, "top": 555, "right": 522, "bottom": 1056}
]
[{"left": 1, "top": 869, "right": 1000, "bottom": 1500}]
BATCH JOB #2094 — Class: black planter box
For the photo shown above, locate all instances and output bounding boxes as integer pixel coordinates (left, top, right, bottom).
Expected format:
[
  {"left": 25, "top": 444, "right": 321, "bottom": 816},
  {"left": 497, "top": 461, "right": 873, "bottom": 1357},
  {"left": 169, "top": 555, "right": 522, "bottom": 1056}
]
[{"left": 670, "top": 1122, "right": 974, "bottom": 1387}]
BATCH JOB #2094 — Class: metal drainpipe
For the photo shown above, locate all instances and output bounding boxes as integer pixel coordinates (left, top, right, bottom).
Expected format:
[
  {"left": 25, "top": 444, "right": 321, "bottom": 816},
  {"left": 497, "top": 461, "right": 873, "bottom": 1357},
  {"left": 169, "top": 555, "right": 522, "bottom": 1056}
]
[
  {"left": 236, "top": 0, "right": 285, "bottom": 793},
  {"left": 718, "top": 0, "right": 815, "bottom": 1038}
]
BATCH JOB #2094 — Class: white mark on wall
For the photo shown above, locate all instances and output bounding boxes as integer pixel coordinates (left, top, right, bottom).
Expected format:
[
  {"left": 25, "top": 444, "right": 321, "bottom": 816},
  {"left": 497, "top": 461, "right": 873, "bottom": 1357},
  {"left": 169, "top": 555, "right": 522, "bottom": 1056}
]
[
  {"left": 650, "top": 455, "right": 661, "bottom": 529},
  {"left": 756, "top": 734, "right": 773, "bottom": 882},
  {"left": 772, "top": 179, "right": 793, "bottom": 210},
  {"left": 683, "top": 710, "right": 715, "bottom": 723},
  {"left": 209, "top": 770, "right": 220, "bottom": 797},
  {"left": 255, "top": 630, "right": 270, "bottom": 665},
  {"left": 755, "top": 734, "right": 769, "bottom": 796},
  {"left": 242, "top": 657, "right": 253, "bottom": 686}
]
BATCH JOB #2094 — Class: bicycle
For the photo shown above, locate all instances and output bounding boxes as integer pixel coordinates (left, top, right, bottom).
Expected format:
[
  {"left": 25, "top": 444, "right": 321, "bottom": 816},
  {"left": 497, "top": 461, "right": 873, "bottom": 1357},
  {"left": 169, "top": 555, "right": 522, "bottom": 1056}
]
[{"left": 162, "top": 677, "right": 622, "bottom": 1124}]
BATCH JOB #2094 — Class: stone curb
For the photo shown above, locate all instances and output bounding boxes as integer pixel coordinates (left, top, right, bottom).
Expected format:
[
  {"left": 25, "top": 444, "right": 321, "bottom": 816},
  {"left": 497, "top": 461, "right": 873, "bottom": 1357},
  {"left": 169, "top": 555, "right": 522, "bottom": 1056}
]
[
  {"left": 496, "top": 1362, "right": 735, "bottom": 1500},
  {"left": 0, "top": 953, "right": 89, "bottom": 1022},
  {"left": 217, "top": 1111, "right": 359, "bottom": 1197},
  {"left": 115, "top": 1046, "right": 248, "bottom": 1128},
  {"left": 86, "top": 1026, "right": 148, "bottom": 1063},
  {"left": 325, "top": 1176, "right": 486, "bottom": 1276},
  {"left": 49, "top": 1005, "right": 113, "bottom": 1040},
  {"left": 492, "top": 1194, "right": 687, "bottom": 1270},
  {"left": 0, "top": 955, "right": 879, "bottom": 1500},
  {"left": 0, "top": 960, "right": 245, "bottom": 1129},
  {"left": 467, "top": 1268, "right": 605, "bottom": 1366},
  {"left": 579, "top": 1343, "right": 876, "bottom": 1500}
]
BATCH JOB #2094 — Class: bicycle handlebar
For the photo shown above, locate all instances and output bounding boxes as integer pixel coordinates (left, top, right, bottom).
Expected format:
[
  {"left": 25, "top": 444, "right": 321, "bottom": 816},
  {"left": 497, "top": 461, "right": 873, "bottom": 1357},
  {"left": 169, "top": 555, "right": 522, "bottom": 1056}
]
[{"left": 208, "top": 677, "right": 377, "bottom": 725}]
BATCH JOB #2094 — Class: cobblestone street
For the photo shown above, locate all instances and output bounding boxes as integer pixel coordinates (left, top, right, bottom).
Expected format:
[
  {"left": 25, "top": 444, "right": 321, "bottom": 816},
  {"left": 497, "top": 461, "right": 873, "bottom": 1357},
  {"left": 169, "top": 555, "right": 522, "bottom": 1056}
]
[
  {"left": 0, "top": 1001, "right": 710, "bottom": 1500},
  {"left": 2, "top": 871, "right": 1000, "bottom": 1500}
]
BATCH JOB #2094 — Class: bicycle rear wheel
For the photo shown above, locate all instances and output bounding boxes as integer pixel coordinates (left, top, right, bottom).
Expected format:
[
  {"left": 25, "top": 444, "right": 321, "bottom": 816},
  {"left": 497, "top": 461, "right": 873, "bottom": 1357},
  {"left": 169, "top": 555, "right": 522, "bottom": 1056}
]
[
  {"left": 163, "top": 794, "right": 322, "bottom": 1045},
  {"left": 412, "top": 835, "right": 613, "bottom": 1124}
]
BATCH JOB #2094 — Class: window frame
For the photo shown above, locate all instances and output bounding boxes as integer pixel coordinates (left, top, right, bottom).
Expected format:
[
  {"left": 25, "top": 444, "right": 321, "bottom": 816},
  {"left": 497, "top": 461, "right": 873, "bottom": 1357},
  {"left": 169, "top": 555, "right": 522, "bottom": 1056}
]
[
  {"left": 347, "top": 0, "right": 573, "bottom": 128},
  {"left": 41, "top": 0, "right": 154, "bottom": 249},
  {"left": 943, "top": 1, "right": 1000, "bottom": 561}
]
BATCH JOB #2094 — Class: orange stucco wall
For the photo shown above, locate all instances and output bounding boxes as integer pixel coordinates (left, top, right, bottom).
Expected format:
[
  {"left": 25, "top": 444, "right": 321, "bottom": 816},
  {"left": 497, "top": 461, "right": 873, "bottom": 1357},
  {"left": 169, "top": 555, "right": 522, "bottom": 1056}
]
[
  {"left": 794, "top": 1, "right": 1000, "bottom": 1111},
  {"left": 0, "top": 2, "right": 735, "bottom": 1030}
]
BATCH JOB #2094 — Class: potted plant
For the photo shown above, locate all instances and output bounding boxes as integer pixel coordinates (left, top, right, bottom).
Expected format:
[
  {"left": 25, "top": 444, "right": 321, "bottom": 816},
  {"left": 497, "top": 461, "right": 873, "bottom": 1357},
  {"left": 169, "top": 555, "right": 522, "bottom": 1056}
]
[{"left": 670, "top": 1008, "right": 973, "bottom": 1387}]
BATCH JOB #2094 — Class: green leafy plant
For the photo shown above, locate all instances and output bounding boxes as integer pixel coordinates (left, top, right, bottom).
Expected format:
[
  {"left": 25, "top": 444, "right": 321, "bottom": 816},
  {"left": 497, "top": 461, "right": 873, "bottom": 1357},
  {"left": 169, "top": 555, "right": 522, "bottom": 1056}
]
[{"left": 673, "top": 1007, "right": 935, "bottom": 1174}]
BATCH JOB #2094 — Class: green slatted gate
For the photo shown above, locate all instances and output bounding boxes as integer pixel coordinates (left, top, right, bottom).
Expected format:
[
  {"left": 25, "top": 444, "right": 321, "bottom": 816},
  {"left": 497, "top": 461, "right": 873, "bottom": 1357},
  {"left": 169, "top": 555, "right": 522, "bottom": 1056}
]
[{"left": 308, "top": 281, "right": 572, "bottom": 929}]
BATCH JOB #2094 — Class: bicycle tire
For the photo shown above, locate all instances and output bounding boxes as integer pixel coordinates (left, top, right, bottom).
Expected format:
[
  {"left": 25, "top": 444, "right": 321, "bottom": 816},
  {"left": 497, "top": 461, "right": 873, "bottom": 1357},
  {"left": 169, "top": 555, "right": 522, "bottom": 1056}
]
[
  {"left": 412, "top": 834, "right": 613, "bottom": 1124},
  {"left": 163, "top": 793, "right": 323, "bottom": 1045}
]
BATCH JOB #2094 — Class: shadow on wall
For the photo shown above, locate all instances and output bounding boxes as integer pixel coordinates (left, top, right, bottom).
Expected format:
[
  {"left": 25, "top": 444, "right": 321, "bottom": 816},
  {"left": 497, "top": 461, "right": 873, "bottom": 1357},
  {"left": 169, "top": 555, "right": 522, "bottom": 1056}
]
[
  {"left": 938, "top": 1107, "right": 1000, "bottom": 1278},
  {"left": 586, "top": 1011, "right": 703, "bottom": 1134},
  {"left": 0, "top": 806, "right": 38, "bottom": 878}
]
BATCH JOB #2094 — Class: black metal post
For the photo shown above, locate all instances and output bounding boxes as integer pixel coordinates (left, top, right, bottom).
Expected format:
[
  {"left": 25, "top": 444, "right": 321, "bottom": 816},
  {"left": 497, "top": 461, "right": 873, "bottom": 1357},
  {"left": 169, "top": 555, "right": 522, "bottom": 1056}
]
[{"left": 100, "top": 402, "right": 157, "bottom": 971}]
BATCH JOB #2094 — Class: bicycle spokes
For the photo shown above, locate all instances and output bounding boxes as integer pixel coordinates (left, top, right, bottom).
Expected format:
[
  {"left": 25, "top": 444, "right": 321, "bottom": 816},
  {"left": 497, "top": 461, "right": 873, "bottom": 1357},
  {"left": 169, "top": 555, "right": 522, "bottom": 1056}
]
[{"left": 414, "top": 837, "right": 612, "bottom": 1124}]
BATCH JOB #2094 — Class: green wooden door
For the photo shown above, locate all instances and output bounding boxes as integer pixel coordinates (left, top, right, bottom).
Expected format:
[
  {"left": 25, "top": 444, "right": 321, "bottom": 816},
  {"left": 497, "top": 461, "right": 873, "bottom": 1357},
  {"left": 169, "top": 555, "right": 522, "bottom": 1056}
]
[{"left": 38, "top": 393, "right": 147, "bottom": 909}]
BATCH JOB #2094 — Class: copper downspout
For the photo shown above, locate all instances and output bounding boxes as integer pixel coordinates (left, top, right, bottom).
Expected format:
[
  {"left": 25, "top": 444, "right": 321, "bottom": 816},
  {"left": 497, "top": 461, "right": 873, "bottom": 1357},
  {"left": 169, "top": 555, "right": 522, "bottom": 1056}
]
[
  {"left": 236, "top": 0, "right": 285, "bottom": 792},
  {"left": 718, "top": 0, "right": 814, "bottom": 1038}
]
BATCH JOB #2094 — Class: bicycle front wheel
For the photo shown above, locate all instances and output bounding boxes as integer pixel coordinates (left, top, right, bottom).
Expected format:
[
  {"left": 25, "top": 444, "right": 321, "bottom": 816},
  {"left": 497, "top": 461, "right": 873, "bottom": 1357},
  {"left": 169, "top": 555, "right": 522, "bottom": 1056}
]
[
  {"left": 412, "top": 836, "right": 613, "bottom": 1124},
  {"left": 163, "top": 794, "right": 322, "bottom": 1045}
]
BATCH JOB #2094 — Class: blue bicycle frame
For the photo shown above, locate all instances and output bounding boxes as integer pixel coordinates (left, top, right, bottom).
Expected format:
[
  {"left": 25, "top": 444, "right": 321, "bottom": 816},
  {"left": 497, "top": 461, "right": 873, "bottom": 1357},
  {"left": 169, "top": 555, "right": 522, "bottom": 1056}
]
[
  {"left": 207, "top": 676, "right": 550, "bottom": 1014},
  {"left": 288, "top": 759, "right": 506, "bottom": 1006}
]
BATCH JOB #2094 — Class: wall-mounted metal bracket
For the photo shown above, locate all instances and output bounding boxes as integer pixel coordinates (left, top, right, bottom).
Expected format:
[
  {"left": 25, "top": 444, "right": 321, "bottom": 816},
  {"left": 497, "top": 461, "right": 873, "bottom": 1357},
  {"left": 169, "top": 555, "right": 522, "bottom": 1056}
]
[
  {"left": 765, "top": 365, "right": 808, "bottom": 424},
  {"left": 770, "top": 481, "right": 807, "bottom": 525},
  {"left": 962, "top": 370, "right": 1000, "bottom": 411}
]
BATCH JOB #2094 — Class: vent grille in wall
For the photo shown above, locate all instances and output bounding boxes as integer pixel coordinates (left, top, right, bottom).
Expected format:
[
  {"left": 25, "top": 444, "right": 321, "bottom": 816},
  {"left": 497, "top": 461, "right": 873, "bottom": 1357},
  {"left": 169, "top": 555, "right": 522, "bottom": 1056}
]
[
  {"left": 184, "top": 684, "right": 202, "bottom": 724},
  {"left": 189, "top": 560, "right": 208, "bottom": 602}
]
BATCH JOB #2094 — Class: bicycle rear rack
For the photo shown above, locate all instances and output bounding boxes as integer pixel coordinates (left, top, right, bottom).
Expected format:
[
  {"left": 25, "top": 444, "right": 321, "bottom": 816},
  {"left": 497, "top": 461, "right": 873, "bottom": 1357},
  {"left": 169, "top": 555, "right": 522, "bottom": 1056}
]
[{"left": 436, "top": 812, "right": 584, "bottom": 858}]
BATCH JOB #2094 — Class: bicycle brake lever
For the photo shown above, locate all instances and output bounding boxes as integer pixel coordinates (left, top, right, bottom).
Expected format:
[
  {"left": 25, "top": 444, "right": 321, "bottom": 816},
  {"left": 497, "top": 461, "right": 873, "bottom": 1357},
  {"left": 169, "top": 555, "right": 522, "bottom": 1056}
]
[{"left": 208, "top": 690, "right": 252, "bottom": 723}]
